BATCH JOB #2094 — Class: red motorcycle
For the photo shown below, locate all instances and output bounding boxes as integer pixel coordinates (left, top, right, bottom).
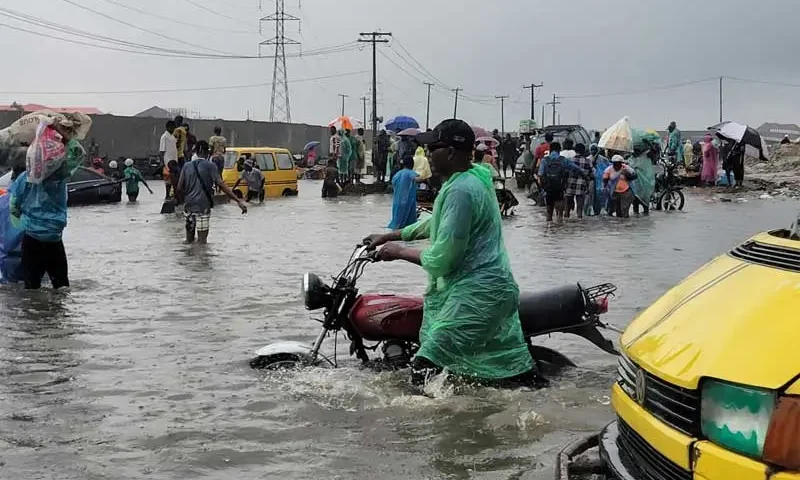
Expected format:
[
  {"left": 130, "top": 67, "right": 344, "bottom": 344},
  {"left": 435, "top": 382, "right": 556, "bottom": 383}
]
[{"left": 250, "top": 245, "right": 619, "bottom": 374}]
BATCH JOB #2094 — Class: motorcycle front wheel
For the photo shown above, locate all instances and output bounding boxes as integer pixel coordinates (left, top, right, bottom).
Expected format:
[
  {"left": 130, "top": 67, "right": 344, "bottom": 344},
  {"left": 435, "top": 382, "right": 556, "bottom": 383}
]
[
  {"left": 249, "top": 353, "right": 304, "bottom": 370},
  {"left": 658, "top": 189, "right": 685, "bottom": 211}
]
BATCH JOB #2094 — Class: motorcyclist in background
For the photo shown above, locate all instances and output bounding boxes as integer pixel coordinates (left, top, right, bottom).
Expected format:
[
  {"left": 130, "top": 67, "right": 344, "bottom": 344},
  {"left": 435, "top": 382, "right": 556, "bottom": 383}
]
[{"left": 364, "top": 119, "right": 542, "bottom": 388}]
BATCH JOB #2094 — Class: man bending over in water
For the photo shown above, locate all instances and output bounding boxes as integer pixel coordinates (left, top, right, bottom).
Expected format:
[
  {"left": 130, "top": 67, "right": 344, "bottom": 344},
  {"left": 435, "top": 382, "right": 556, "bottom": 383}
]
[{"left": 364, "top": 119, "right": 540, "bottom": 388}]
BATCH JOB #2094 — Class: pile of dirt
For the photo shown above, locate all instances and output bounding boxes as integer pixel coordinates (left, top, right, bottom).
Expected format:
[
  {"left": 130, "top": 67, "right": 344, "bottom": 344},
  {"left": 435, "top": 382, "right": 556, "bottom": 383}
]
[{"left": 745, "top": 143, "right": 800, "bottom": 194}]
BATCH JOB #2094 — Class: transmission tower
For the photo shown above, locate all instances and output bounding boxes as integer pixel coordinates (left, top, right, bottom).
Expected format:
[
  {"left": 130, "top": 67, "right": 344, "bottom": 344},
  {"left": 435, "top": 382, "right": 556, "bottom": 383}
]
[{"left": 259, "top": 0, "right": 299, "bottom": 123}]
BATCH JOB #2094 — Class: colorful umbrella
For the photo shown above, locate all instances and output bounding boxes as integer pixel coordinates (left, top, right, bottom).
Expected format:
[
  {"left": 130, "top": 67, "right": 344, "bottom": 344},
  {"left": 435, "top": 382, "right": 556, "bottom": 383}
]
[
  {"left": 475, "top": 136, "right": 499, "bottom": 148},
  {"left": 398, "top": 127, "right": 420, "bottom": 137},
  {"left": 328, "top": 116, "right": 363, "bottom": 131},
  {"left": 304, "top": 141, "right": 320, "bottom": 151},
  {"left": 385, "top": 115, "right": 419, "bottom": 132}
]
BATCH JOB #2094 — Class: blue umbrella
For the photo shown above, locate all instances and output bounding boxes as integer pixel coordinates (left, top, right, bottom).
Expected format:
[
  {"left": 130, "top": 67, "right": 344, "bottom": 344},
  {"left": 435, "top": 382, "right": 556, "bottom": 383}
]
[
  {"left": 385, "top": 116, "right": 419, "bottom": 132},
  {"left": 304, "top": 141, "right": 320, "bottom": 151}
]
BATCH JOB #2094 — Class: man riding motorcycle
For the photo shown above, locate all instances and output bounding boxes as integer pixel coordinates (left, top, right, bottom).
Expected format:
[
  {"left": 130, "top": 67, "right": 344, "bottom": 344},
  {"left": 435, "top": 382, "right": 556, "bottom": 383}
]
[{"left": 364, "top": 119, "right": 539, "bottom": 387}]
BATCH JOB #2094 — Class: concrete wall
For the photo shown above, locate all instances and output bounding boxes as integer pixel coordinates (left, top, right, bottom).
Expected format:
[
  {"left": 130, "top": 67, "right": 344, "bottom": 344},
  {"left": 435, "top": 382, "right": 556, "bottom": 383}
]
[{"left": 0, "top": 111, "right": 333, "bottom": 160}]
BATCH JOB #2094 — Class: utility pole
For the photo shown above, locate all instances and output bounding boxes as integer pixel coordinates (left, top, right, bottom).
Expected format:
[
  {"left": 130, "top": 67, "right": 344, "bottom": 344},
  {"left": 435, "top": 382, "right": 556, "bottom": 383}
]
[
  {"left": 495, "top": 95, "right": 509, "bottom": 136},
  {"left": 719, "top": 76, "right": 723, "bottom": 123},
  {"left": 522, "top": 83, "right": 543, "bottom": 124},
  {"left": 547, "top": 94, "right": 561, "bottom": 126},
  {"left": 338, "top": 94, "right": 349, "bottom": 116},
  {"left": 358, "top": 31, "right": 392, "bottom": 154},
  {"left": 423, "top": 82, "right": 434, "bottom": 130},
  {"left": 541, "top": 105, "right": 545, "bottom": 128},
  {"left": 452, "top": 87, "right": 462, "bottom": 117},
  {"left": 259, "top": 0, "right": 299, "bottom": 122},
  {"left": 360, "top": 95, "right": 368, "bottom": 127}
]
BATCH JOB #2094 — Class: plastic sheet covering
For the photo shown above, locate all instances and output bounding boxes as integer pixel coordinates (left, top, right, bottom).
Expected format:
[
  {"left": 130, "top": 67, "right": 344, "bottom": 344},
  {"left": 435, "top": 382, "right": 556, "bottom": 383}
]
[
  {"left": 400, "top": 164, "right": 533, "bottom": 380},
  {"left": 599, "top": 116, "right": 633, "bottom": 153},
  {"left": 0, "top": 193, "right": 23, "bottom": 283}
]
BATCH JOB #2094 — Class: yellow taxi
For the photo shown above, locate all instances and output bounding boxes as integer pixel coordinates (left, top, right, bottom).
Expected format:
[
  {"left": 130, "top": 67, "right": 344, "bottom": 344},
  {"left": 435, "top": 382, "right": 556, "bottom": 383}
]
[
  {"left": 223, "top": 147, "right": 298, "bottom": 198},
  {"left": 597, "top": 228, "right": 800, "bottom": 480}
]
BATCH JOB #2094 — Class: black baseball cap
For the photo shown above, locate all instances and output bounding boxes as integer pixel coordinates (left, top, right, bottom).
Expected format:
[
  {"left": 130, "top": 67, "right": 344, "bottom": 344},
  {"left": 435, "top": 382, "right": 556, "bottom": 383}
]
[{"left": 416, "top": 119, "right": 475, "bottom": 151}]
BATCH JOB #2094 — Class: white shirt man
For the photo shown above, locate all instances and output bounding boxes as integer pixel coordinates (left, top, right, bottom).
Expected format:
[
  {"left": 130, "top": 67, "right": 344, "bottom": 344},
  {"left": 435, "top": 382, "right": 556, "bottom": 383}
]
[{"left": 160, "top": 127, "right": 178, "bottom": 165}]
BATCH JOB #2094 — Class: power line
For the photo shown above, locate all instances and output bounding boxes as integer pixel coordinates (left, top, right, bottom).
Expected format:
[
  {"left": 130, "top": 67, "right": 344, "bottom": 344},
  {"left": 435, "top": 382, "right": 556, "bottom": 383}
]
[
  {"left": 560, "top": 77, "right": 718, "bottom": 99},
  {"left": 0, "top": 9, "right": 359, "bottom": 60},
  {"left": 180, "top": 0, "right": 254, "bottom": 28},
  {"left": 97, "top": 0, "right": 257, "bottom": 34},
  {"left": 58, "top": 0, "right": 235, "bottom": 55},
  {"left": 0, "top": 70, "right": 370, "bottom": 95}
]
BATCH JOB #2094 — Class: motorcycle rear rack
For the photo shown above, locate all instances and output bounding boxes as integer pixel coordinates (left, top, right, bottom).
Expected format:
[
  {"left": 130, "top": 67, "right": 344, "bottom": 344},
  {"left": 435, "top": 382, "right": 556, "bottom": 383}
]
[{"left": 583, "top": 283, "right": 617, "bottom": 301}]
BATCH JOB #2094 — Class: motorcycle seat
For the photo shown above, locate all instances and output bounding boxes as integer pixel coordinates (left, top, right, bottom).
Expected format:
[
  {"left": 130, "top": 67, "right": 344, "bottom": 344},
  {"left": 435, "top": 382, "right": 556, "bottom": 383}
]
[{"left": 518, "top": 285, "right": 587, "bottom": 336}]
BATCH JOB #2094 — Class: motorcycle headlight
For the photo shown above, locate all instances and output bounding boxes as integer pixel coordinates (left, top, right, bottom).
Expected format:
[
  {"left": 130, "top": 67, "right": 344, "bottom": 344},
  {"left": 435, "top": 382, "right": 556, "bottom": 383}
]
[
  {"left": 701, "top": 379, "right": 776, "bottom": 458},
  {"left": 302, "top": 272, "right": 330, "bottom": 310},
  {"left": 494, "top": 181, "right": 504, "bottom": 189}
]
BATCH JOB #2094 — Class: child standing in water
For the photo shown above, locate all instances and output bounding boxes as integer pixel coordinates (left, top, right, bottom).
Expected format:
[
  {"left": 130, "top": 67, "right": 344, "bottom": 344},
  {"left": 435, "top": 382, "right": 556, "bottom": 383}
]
[{"left": 123, "top": 158, "right": 153, "bottom": 202}]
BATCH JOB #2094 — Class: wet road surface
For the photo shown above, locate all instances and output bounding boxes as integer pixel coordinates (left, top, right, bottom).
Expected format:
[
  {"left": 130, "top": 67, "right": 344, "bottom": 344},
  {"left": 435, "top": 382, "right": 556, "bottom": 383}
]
[{"left": 0, "top": 181, "right": 796, "bottom": 479}]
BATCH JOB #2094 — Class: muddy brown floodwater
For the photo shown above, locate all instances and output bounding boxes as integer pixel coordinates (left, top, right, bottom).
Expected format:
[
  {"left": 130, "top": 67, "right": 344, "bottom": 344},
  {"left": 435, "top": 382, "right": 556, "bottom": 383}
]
[{"left": 0, "top": 180, "right": 796, "bottom": 480}]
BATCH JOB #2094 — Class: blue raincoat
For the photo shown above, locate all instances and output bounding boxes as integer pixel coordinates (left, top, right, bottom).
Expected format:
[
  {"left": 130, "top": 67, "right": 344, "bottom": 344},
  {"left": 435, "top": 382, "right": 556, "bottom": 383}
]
[
  {"left": 388, "top": 167, "right": 418, "bottom": 229},
  {"left": 0, "top": 193, "right": 23, "bottom": 283},
  {"left": 9, "top": 138, "right": 84, "bottom": 242},
  {"left": 400, "top": 164, "right": 533, "bottom": 380},
  {"left": 592, "top": 154, "right": 611, "bottom": 215}
]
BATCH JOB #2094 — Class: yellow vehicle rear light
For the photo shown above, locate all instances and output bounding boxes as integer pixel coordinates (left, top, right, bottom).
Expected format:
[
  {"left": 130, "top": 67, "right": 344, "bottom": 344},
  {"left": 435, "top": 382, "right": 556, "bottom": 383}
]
[{"left": 764, "top": 396, "right": 800, "bottom": 470}]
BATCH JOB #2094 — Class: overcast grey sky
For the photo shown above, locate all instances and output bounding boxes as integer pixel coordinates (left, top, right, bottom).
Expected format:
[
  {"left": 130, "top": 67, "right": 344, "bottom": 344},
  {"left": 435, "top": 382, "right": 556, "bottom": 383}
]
[{"left": 2, "top": 0, "right": 799, "bottom": 131}]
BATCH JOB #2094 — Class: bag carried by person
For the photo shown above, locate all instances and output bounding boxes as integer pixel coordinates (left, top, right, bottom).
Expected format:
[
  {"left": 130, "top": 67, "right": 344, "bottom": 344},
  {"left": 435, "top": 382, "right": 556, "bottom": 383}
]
[
  {"left": 26, "top": 120, "right": 66, "bottom": 184},
  {"left": 541, "top": 158, "right": 566, "bottom": 195}
]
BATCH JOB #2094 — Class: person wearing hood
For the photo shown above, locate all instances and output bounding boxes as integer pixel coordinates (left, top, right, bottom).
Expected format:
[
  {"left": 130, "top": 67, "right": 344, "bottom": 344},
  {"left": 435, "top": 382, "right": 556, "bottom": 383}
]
[
  {"left": 387, "top": 134, "right": 399, "bottom": 181},
  {"left": 338, "top": 129, "right": 352, "bottom": 185},
  {"left": 701, "top": 133, "right": 719, "bottom": 186},
  {"left": 781, "top": 134, "right": 791, "bottom": 145},
  {"left": 630, "top": 144, "right": 657, "bottom": 215},
  {"left": 667, "top": 121, "right": 683, "bottom": 166},
  {"left": 412, "top": 146, "right": 432, "bottom": 180},
  {"left": 683, "top": 139, "right": 694, "bottom": 168},
  {"left": 603, "top": 155, "right": 637, "bottom": 218},
  {"left": 353, "top": 127, "right": 366, "bottom": 184},
  {"left": 588, "top": 144, "right": 610, "bottom": 216},
  {"left": 387, "top": 156, "right": 419, "bottom": 230},
  {"left": 363, "top": 119, "right": 538, "bottom": 388}
]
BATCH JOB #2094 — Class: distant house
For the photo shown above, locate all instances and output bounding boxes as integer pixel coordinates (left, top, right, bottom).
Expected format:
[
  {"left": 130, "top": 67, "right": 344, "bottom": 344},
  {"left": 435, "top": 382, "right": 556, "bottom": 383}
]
[
  {"left": 756, "top": 122, "right": 800, "bottom": 144},
  {"left": 0, "top": 103, "right": 102, "bottom": 115},
  {"left": 134, "top": 106, "right": 173, "bottom": 119}
]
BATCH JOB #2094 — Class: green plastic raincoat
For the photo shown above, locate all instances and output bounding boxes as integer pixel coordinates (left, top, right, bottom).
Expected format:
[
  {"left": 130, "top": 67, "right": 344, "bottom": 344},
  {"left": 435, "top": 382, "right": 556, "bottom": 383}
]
[
  {"left": 338, "top": 130, "right": 352, "bottom": 175},
  {"left": 630, "top": 129, "right": 659, "bottom": 204},
  {"left": 400, "top": 164, "right": 533, "bottom": 380}
]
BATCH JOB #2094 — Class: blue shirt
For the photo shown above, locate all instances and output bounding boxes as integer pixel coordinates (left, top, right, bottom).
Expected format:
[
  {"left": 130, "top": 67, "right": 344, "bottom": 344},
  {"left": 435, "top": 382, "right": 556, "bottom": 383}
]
[
  {"left": 9, "top": 172, "right": 68, "bottom": 242},
  {"left": 538, "top": 153, "right": 585, "bottom": 177}
]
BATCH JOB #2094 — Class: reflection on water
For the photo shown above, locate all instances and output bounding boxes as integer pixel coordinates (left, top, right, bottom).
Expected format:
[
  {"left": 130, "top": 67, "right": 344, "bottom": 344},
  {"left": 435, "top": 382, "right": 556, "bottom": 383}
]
[{"left": 0, "top": 181, "right": 796, "bottom": 479}]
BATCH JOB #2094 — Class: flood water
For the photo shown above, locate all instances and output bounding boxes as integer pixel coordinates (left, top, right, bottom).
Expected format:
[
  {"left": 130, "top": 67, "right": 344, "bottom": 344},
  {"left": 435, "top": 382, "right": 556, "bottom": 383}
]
[{"left": 0, "top": 180, "right": 796, "bottom": 480}]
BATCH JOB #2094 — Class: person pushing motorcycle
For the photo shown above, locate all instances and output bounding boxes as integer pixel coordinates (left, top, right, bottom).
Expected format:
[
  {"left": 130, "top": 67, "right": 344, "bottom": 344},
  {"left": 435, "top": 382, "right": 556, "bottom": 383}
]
[{"left": 364, "top": 119, "right": 538, "bottom": 387}]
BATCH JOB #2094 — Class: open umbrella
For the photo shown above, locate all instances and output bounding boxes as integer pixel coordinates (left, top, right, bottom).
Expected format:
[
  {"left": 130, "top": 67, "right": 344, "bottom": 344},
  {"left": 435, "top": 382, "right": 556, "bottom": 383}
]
[
  {"left": 708, "top": 121, "right": 770, "bottom": 160},
  {"left": 398, "top": 127, "right": 420, "bottom": 137},
  {"left": 304, "top": 141, "right": 320, "bottom": 151},
  {"left": 328, "top": 116, "right": 363, "bottom": 131},
  {"left": 475, "top": 136, "right": 500, "bottom": 148},
  {"left": 385, "top": 115, "right": 419, "bottom": 132}
]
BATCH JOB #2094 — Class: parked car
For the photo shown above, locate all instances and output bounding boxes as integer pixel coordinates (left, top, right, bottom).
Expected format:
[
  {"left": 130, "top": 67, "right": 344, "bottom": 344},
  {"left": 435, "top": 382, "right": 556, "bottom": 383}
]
[{"left": 0, "top": 167, "right": 122, "bottom": 206}]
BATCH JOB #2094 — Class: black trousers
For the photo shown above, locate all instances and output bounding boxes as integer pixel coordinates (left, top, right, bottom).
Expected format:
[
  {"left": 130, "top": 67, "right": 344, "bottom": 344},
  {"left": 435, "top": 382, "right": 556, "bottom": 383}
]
[{"left": 21, "top": 235, "right": 69, "bottom": 289}]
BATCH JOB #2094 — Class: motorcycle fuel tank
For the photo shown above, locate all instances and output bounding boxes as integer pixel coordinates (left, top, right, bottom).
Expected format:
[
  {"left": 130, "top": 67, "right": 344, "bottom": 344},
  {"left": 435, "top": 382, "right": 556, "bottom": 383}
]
[{"left": 349, "top": 294, "right": 423, "bottom": 342}]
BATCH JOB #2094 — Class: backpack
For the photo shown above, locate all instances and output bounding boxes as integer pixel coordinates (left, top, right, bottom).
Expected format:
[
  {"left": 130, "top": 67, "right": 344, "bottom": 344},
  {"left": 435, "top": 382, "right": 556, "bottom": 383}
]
[{"left": 541, "top": 157, "right": 566, "bottom": 195}]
